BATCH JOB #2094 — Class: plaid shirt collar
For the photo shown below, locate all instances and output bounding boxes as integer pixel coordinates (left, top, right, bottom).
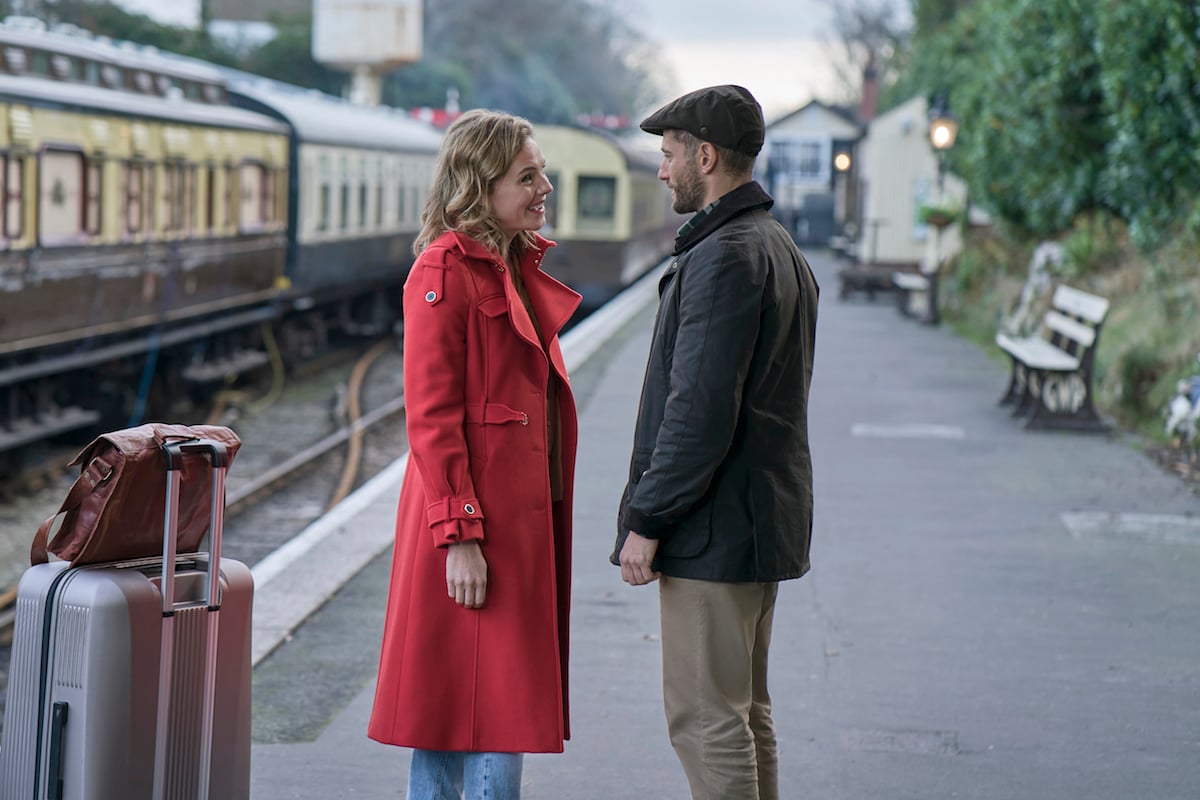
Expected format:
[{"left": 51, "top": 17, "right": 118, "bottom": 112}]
[{"left": 676, "top": 197, "right": 721, "bottom": 240}]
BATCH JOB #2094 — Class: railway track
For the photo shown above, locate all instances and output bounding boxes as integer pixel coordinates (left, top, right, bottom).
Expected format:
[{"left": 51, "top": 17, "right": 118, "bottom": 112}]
[{"left": 0, "top": 335, "right": 407, "bottom": 685}]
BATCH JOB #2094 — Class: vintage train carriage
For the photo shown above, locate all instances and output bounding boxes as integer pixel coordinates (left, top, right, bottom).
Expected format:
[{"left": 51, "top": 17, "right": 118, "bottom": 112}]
[
  {"left": 0, "top": 20, "right": 290, "bottom": 451},
  {"left": 535, "top": 125, "right": 679, "bottom": 310},
  {"left": 226, "top": 76, "right": 442, "bottom": 334}
]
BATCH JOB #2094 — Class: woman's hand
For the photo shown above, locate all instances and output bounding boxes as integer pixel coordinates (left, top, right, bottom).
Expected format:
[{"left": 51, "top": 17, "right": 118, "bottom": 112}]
[{"left": 446, "top": 541, "right": 488, "bottom": 608}]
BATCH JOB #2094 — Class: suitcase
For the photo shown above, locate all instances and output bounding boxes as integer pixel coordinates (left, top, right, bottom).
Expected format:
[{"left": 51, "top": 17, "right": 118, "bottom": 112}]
[{"left": 0, "top": 438, "right": 252, "bottom": 800}]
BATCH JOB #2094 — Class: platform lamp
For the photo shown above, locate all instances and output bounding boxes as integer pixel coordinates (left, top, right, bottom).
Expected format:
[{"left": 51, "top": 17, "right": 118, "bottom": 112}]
[
  {"left": 928, "top": 101, "right": 958, "bottom": 193},
  {"left": 922, "top": 98, "right": 958, "bottom": 326}
]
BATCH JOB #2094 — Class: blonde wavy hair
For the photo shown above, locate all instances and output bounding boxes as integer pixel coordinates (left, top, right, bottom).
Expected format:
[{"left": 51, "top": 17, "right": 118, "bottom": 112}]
[{"left": 414, "top": 109, "right": 538, "bottom": 258}]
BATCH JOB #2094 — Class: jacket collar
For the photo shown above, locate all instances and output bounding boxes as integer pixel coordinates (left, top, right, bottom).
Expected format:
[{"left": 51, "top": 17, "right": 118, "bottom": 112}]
[
  {"left": 673, "top": 181, "right": 775, "bottom": 256},
  {"left": 444, "top": 230, "right": 555, "bottom": 265}
]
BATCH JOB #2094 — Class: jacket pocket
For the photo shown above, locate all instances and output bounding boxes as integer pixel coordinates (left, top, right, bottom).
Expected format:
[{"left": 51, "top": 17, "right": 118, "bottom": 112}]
[{"left": 463, "top": 402, "right": 529, "bottom": 464}]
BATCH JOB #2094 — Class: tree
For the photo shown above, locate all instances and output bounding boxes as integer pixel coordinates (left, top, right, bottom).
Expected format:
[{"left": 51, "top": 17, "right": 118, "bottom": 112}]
[
  {"left": 241, "top": 13, "right": 343, "bottom": 97},
  {"left": 826, "top": 0, "right": 909, "bottom": 109},
  {"left": 1096, "top": 0, "right": 1200, "bottom": 250},
  {"left": 34, "top": 0, "right": 238, "bottom": 68},
  {"left": 387, "top": 0, "right": 667, "bottom": 124}
]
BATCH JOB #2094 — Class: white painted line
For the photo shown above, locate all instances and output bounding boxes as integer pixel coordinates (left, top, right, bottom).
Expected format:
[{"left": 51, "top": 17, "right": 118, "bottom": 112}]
[
  {"left": 1061, "top": 511, "right": 1200, "bottom": 545},
  {"left": 248, "top": 265, "right": 664, "bottom": 666},
  {"left": 851, "top": 423, "right": 966, "bottom": 440}
]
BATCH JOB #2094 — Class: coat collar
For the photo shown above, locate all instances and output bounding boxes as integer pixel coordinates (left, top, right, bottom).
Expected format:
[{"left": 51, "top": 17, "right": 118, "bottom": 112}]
[
  {"left": 673, "top": 181, "right": 775, "bottom": 256},
  {"left": 443, "top": 229, "right": 555, "bottom": 265},
  {"left": 436, "top": 230, "right": 580, "bottom": 357}
]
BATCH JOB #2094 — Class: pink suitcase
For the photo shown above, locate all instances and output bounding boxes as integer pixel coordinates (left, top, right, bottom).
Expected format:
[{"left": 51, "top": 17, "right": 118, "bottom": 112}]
[{"left": 0, "top": 438, "right": 252, "bottom": 799}]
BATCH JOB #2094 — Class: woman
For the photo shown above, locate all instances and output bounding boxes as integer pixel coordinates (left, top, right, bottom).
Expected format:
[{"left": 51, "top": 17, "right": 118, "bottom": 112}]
[{"left": 368, "top": 109, "right": 581, "bottom": 799}]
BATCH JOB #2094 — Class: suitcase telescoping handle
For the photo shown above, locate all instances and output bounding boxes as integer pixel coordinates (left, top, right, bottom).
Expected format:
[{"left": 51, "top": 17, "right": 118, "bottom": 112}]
[
  {"left": 155, "top": 438, "right": 229, "bottom": 800},
  {"left": 161, "top": 439, "right": 229, "bottom": 611}
]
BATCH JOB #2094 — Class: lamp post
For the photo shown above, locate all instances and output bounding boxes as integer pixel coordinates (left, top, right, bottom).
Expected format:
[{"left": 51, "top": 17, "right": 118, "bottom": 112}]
[
  {"left": 922, "top": 99, "right": 958, "bottom": 325},
  {"left": 928, "top": 104, "right": 958, "bottom": 193}
]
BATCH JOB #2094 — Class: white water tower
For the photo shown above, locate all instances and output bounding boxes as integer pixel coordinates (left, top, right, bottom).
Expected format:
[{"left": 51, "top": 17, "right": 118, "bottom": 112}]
[{"left": 312, "top": 0, "right": 422, "bottom": 106}]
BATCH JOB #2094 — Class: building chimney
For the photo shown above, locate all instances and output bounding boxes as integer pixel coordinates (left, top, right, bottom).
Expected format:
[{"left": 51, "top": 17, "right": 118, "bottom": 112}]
[{"left": 858, "top": 56, "right": 879, "bottom": 124}]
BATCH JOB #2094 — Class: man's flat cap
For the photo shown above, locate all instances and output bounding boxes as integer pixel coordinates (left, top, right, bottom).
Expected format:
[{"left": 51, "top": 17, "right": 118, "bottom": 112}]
[{"left": 640, "top": 84, "right": 765, "bottom": 157}]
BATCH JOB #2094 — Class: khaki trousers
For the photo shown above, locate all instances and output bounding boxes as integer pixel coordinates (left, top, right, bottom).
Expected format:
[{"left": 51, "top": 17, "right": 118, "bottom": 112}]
[{"left": 659, "top": 576, "right": 780, "bottom": 800}]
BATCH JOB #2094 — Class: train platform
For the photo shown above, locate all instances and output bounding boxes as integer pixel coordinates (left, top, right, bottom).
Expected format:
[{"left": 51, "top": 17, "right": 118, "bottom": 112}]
[{"left": 124, "top": 251, "right": 1200, "bottom": 796}]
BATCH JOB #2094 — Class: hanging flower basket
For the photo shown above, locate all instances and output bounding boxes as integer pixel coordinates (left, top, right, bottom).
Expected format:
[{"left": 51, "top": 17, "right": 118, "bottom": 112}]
[{"left": 918, "top": 203, "right": 961, "bottom": 229}]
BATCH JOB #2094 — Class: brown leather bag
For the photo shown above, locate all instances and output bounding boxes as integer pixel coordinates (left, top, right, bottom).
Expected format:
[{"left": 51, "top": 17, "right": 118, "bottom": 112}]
[{"left": 31, "top": 423, "right": 242, "bottom": 566}]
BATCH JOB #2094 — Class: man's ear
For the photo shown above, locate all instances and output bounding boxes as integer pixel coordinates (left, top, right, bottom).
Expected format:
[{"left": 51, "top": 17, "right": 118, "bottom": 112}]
[{"left": 697, "top": 142, "right": 719, "bottom": 175}]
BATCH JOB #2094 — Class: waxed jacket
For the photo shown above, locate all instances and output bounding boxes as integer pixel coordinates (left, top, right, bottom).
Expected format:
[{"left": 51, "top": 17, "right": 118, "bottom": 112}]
[
  {"left": 612, "top": 181, "right": 818, "bottom": 582},
  {"left": 369, "top": 230, "right": 581, "bottom": 753}
]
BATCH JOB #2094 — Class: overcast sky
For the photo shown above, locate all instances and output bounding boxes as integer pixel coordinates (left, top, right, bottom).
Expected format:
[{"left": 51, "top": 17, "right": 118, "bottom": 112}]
[{"left": 110, "top": 0, "right": 911, "bottom": 120}]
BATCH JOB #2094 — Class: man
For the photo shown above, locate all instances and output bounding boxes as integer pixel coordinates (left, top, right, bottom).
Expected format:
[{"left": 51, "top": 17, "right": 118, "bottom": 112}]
[{"left": 612, "top": 84, "right": 819, "bottom": 800}]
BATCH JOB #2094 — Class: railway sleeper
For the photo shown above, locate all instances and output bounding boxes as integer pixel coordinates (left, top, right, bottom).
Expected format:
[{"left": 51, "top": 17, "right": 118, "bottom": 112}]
[
  {"left": 181, "top": 349, "right": 271, "bottom": 384},
  {"left": 0, "top": 405, "right": 99, "bottom": 452}
]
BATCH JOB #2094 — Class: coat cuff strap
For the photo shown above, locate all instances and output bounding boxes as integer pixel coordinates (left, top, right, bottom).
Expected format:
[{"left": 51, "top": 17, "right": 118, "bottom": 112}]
[{"left": 427, "top": 497, "right": 484, "bottom": 547}]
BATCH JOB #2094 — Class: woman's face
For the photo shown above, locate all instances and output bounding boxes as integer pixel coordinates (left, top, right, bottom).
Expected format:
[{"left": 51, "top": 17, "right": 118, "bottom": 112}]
[{"left": 490, "top": 137, "right": 553, "bottom": 245}]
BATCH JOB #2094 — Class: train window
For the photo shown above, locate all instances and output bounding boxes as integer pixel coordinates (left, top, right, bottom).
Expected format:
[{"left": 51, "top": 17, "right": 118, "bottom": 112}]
[
  {"left": 83, "top": 60, "right": 99, "bottom": 85},
  {"left": 318, "top": 182, "right": 331, "bottom": 232},
  {"left": 5, "top": 156, "right": 24, "bottom": 241},
  {"left": 202, "top": 84, "right": 223, "bottom": 104},
  {"left": 204, "top": 165, "right": 216, "bottom": 233},
  {"left": 50, "top": 55, "right": 73, "bottom": 80},
  {"left": 162, "top": 162, "right": 194, "bottom": 233},
  {"left": 577, "top": 175, "right": 616, "bottom": 231},
  {"left": 224, "top": 164, "right": 236, "bottom": 230},
  {"left": 4, "top": 47, "right": 26, "bottom": 75},
  {"left": 239, "top": 162, "right": 266, "bottom": 232},
  {"left": 39, "top": 150, "right": 86, "bottom": 244},
  {"left": 122, "top": 162, "right": 145, "bottom": 236},
  {"left": 30, "top": 50, "right": 48, "bottom": 76},
  {"left": 396, "top": 182, "right": 405, "bottom": 225},
  {"left": 133, "top": 71, "right": 153, "bottom": 93},
  {"left": 155, "top": 75, "right": 173, "bottom": 95},
  {"left": 358, "top": 183, "right": 368, "bottom": 229},
  {"left": 261, "top": 167, "right": 275, "bottom": 227},
  {"left": 100, "top": 64, "right": 121, "bottom": 89},
  {"left": 276, "top": 169, "right": 287, "bottom": 225},
  {"left": 4, "top": 156, "right": 22, "bottom": 241},
  {"left": 543, "top": 170, "right": 559, "bottom": 230},
  {"left": 85, "top": 159, "right": 102, "bottom": 236},
  {"left": 375, "top": 183, "right": 384, "bottom": 227}
]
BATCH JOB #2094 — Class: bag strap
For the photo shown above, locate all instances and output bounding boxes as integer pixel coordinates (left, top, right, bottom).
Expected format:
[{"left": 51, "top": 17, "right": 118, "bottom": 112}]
[{"left": 30, "top": 454, "right": 117, "bottom": 565}]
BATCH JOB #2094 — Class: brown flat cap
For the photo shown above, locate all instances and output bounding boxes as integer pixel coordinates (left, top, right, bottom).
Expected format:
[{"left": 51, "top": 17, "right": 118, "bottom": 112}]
[{"left": 640, "top": 84, "right": 765, "bottom": 157}]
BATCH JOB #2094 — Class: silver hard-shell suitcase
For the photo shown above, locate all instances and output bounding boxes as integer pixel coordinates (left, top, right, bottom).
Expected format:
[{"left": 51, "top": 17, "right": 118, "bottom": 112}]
[{"left": 0, "top": 438, "right": 252, "bottom": 800}]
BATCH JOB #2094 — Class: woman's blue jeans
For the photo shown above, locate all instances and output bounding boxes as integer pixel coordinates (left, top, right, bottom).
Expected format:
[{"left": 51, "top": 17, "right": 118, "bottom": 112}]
[{"left": 407, "top": 749, "right": 524, "bottom": 800}]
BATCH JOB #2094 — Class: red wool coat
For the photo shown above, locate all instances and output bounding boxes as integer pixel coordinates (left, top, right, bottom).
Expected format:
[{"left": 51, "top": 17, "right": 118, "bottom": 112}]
[{"left": 368, "top": 231, "right": 581, "bottom": 753}]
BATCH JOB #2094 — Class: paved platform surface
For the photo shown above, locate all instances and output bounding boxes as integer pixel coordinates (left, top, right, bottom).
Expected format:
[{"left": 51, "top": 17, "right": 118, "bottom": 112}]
[{"left": 247, "top": 250, "right": 1200, "bottom": 799}]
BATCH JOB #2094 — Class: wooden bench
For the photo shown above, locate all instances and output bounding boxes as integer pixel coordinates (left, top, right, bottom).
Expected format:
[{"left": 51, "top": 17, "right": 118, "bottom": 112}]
[
  {"left": 893, "top": 269, "right": 939, "bottom": 324},
  {"left": 995, "top": 284, "right": 1109, "bottom": 430}
]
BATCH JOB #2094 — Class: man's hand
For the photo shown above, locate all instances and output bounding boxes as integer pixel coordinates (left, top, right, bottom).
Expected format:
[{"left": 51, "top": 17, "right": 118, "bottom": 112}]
[
  {"left": 446, "top": 541, "right": 488, "bottom": 608},
  {"left": 619, "top": 531, "right": 662, "bottom": 586}
]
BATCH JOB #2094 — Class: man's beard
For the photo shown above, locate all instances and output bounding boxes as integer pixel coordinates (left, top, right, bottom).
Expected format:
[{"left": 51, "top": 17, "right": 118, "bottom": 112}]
[{"left": 672, "top": 157, "right": 704, "bottom": 214}]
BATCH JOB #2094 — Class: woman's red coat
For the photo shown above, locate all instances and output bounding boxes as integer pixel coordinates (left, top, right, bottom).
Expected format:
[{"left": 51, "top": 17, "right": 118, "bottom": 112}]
[{"left": 368, "top": 231, "right": 581, "bottom": 753}]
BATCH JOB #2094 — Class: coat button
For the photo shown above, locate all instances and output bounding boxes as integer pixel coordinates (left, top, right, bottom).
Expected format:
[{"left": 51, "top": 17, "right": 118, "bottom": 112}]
[
  {"left": 425, "top": 290, "right": 437, "bottom": 302},
  {"left": 463, "top": 503, "right": 475, "bottom": 515}
]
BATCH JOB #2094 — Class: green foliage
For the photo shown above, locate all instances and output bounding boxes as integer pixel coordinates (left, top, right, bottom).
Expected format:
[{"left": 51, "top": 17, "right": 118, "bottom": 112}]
[
  {"left": 945, "top": 0, "right": 1109, "bottom": 236},
  {"left": 904, "top": 0, "right": 1200, "bottom": 255},
  {"left": 1057, "top": 214, "right": 1123, "bottom": 280},
  {"left": 1095, "top": 1, "right": 1200, "bottom": 251},
  {"left": 400, "top": 0, "right": 668, "bottom": 124},
  {"left": 39, "top": 0, "right": 238, "bottom": 67},
  {"left": 242, "top": 13, "right": 343, "bottom": 96},
  {"left": 916, "top": 201, "right": 960, "bottom": 227}
]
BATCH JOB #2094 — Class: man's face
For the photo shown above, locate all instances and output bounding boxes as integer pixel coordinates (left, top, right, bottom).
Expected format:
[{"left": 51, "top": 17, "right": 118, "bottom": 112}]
[{"left": 658, "top": 132, "right": 704, "bottom": 214}]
